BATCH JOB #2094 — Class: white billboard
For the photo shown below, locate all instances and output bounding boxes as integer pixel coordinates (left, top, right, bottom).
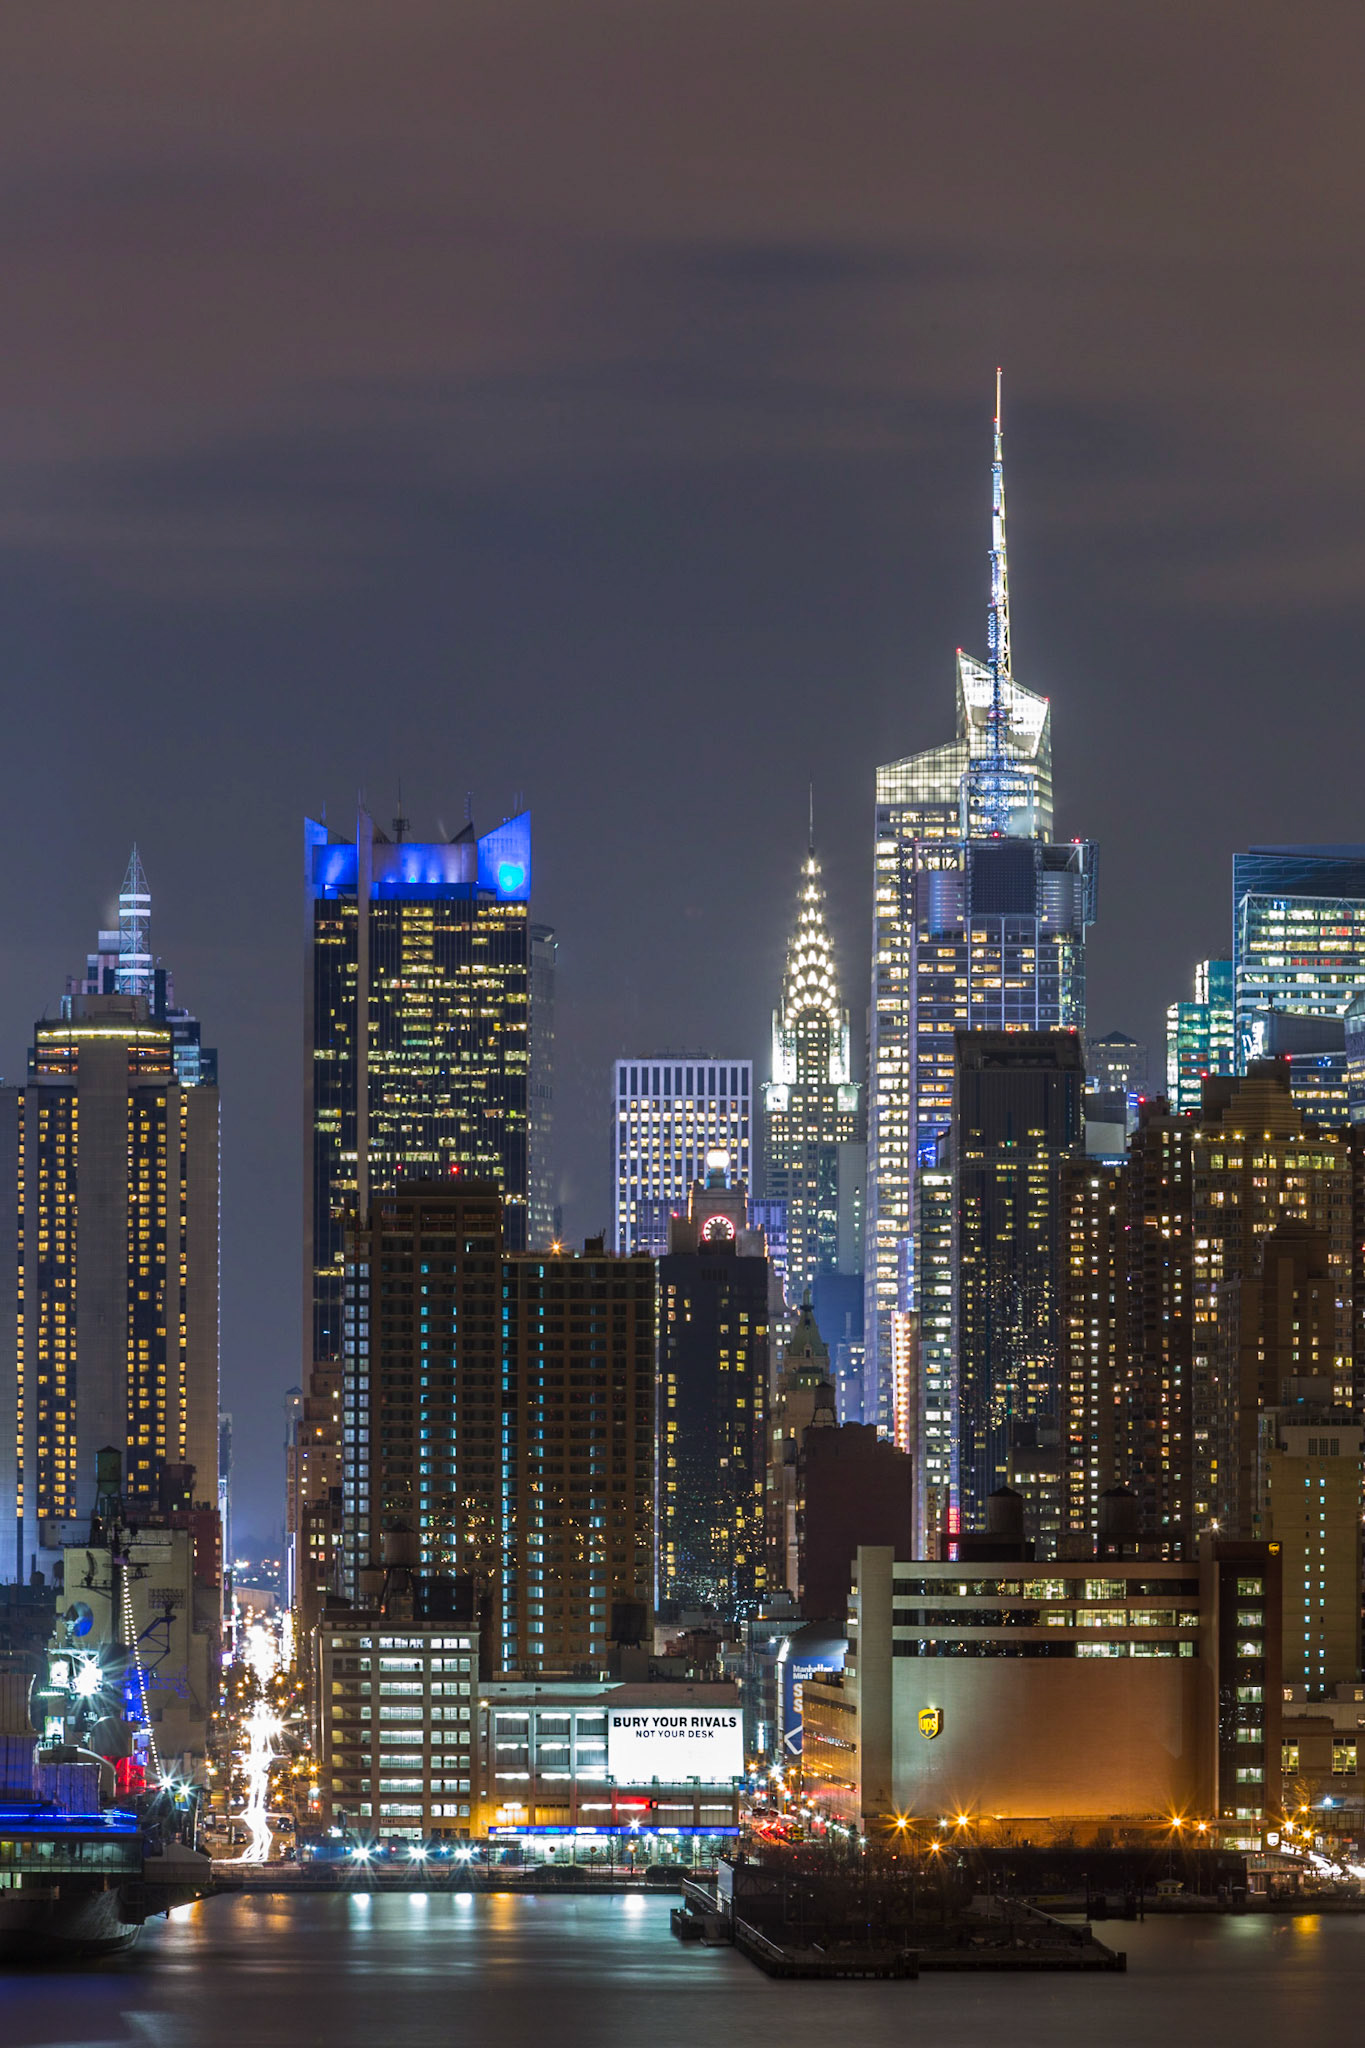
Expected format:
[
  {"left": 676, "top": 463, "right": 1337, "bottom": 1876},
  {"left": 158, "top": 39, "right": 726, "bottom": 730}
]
[{"left": 607, "top": 1705, "right": 743, "bottom": 1784}]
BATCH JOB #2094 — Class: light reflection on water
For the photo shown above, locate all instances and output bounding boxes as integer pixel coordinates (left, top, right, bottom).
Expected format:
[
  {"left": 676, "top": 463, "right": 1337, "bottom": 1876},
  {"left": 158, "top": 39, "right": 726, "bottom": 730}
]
[{"left": 1, "top": 1894, "right": 1365, "bottom": 2048}]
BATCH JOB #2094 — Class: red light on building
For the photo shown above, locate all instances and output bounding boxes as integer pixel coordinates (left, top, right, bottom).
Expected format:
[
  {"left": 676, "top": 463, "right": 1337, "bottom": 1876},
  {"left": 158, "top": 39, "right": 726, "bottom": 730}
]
[{"left": 114, "top": 1756, "right": 146, "bottom": 1795}]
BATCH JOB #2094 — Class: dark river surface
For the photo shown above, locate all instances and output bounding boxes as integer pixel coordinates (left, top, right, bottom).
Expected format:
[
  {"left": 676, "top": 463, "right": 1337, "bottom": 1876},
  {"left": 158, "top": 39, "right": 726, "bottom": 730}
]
[{"left": 3, "top": 1892, "right": 1364, "bottom": 2048}]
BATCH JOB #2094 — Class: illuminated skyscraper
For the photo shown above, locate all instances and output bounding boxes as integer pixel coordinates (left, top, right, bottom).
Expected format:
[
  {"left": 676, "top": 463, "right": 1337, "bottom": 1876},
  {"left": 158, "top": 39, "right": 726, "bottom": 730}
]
[
  {"left": 339, "top": 1178, "right": 655, "bottom": 1675},
  {"left": 952, "top": 1030, "right": 1085, "bottom": 1549},
  {"left": 528, "top": 923, "right": 558, "bottom": 1250},
  {"left": 1234, "top": 846, "right": 1365, "bottom": 1064},
  {"left": 305, "top": 805, "right": 541, "bottom": 1375},
  {"left": 865, "top": 380, "right": 1096, "bottom": 1440},
  {"left": 659, "top": 1161, "right": 770, "bottom": 1615},
  {"left": 613, "top": 1058, "right": 752, "bottom": 1256},
  {"left": 763, "top": 834, "right": 863, "bottom": 1303},
  {"left": 1166, "top": 958, "right": 1235, "bottom": 1114},
  {"left": 0, "top": 862, "right": 219, "bottom": 1580}
]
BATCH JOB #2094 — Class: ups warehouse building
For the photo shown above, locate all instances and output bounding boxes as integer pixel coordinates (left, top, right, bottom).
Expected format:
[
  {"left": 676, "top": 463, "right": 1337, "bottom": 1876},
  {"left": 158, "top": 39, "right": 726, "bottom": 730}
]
[{"left": 803, "top": 1540, "right": 1281, "bottom": 1850}]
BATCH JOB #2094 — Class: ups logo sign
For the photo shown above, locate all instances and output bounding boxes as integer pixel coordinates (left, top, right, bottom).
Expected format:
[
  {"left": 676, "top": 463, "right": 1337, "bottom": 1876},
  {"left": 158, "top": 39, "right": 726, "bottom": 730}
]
[{"left": 918, "top": 1706, "right": 943, "bottom": 1740}]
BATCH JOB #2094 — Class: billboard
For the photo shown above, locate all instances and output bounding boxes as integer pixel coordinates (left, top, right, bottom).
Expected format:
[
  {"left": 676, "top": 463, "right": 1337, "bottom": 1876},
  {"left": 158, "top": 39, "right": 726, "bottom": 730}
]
[
  {"left": 607, "top": 1706, "right": 743, "bottom": 1784},
  {"left": 778, "top": 1630, "right": 846, "bottom": 1757}
]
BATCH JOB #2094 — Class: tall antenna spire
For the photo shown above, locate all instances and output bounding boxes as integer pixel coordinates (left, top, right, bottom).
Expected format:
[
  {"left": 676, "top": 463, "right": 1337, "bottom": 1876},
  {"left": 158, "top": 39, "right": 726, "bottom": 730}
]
[
  {"left": 117, "top": 845, "right": 152, "bottom": 996},
  {"left": 963, "top": 369, "right": 1029, "bottom": 837},
  {"left": 989, "top": 365, "right": 1010, "bottom": 690},
  {"left": 808, "top": 780, "right": 815, "bottom": 857}
]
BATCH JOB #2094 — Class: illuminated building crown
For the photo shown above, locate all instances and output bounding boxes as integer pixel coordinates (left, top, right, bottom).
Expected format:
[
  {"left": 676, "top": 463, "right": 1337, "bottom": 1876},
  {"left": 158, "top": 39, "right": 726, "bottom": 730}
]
[{"left": 772, "top": 845, "right": 851, "bottom": 1087}]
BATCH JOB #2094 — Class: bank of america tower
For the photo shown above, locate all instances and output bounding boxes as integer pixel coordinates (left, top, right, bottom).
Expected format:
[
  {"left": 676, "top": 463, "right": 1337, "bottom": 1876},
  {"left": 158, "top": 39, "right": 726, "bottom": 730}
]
[{"left": 864, "top": 379, "right": 1097, "bottom": 1518}]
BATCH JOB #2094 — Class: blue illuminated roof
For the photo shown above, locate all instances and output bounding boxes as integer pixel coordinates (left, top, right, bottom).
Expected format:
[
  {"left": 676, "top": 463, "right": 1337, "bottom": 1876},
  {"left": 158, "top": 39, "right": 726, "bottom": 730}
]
[{"left": 306, "top": 812, "right": 531, "bottom": 904}]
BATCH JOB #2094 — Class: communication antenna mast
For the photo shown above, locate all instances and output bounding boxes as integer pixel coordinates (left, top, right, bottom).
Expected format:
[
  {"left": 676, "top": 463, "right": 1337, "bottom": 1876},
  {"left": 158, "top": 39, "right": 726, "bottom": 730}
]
[
  {"left": 963, "top": 371, "right": 1029, "bottom": 837},
  {"left": 117, "top": 846, "right": 152, "bottom": 996}
]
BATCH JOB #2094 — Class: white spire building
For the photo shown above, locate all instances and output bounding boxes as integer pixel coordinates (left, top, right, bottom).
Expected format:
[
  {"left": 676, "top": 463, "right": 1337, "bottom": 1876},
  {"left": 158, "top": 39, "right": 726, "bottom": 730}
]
[
  {"left": 864, "top": 379, "right": 1096, "bottom": 1542},
  {"left": 763, "top": 831, "right": 863, "bottom": 1304}
]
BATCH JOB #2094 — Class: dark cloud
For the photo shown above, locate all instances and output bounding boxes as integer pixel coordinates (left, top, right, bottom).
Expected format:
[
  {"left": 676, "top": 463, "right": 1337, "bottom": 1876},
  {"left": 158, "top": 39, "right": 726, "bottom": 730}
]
[{"left": 0, "top": 0, "right": 1361, "bottom": 1537}]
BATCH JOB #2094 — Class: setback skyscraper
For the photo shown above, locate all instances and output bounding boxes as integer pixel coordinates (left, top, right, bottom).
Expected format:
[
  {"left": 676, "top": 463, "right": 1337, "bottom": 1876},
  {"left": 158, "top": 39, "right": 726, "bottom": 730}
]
[
  {"left": 305, "top": 804, "right": 546, "bottom": 1378},
  {"left": 865, "top": 379, "right": 1096, "bottom": 1444},
  {"left": 0, "top": 858, "right": 220, "bottom": 1580},
  {"left": 762, "top": 832, "right": 863, "bottom": 1304}
]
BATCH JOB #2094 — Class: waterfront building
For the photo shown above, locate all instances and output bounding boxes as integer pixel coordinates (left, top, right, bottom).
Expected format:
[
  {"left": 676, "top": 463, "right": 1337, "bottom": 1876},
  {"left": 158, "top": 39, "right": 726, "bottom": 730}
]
[
  {"left": 658, "top": 1162, "right": 770, "bottom": 1616},
  {"left": 952, "top": 1029, "right": 1085, "bottom": 1549},
  {"left": 52, "top": 1449, "right": 220, "bottom": 1781},
  {"left": 1234, "top": 845, "right": 1365, "bottom": 1070},
  {"left": 1282, "top": 1686, "right": 1365, "bottom": 1841},
  {"left": 1165, "top": 959, "right": 1235, "bottom": 1115},
  {"left": 613, "top": 1059, "right": 752, "bottom": 1256},
  {"left": 803, "top": 1539, "right": 1282, "bottom": 1851},
  {"left": 338, "top": 1179, "right": 655, "bottom": 1676},
  {"left": 317, "top": 1604, "right": 744, "bottom": 1852},
  {"left": 0, "top": 865, "right": 220, "bottom": 1582},
  {"left": 316, "top": 1604, "right": 478, "bottom": 1837},
  {"left": 305, "top": 804, "right": 539, "bottom": 1379},
  {"left": 762, "top": 837, "right": 862, "bottom": 1303},
  {"left": 477, "top": 1678, "right": 742, "bottom": 1853},
  {"left": 866, "top": 382, "right": 1096, "bottom": 1438}
]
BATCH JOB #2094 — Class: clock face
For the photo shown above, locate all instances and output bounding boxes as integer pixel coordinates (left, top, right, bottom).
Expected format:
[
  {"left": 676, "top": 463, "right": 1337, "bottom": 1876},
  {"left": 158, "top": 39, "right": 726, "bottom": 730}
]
[{"left": 700, "top": 1214, "right": 736, "bottom": 1244}]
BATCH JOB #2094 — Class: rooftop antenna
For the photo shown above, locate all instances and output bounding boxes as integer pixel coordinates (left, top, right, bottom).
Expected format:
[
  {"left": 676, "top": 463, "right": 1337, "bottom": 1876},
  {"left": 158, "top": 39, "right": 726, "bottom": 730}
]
[
  {"left": 393, "top": 778, "right": 409, "bottom": 844},
  {"left": 117, "top": 846, "right": 152, "bottom": 997},
  {"left": 808, "top": 780, "right": 815, "bottom": 858},
  {"left": 962, "top": 369, "right": 1028, "bottom": 838}
]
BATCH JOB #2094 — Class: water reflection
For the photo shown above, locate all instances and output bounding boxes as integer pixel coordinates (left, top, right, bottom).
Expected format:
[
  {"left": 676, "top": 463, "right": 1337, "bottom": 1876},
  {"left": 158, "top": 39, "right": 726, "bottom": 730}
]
[{"left": 1, "top": 1895, "right": 1365, "bottom": 2048}]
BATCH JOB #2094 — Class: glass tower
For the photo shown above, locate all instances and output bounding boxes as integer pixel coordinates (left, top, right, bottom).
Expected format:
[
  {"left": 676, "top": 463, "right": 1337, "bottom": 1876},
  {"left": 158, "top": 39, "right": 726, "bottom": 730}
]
[
  {"left": 865, "top": 384, "right": 1096, "bottom": 1445},
  {"left": 1166, "top": 958, "right": 1235, "bottom": 1113},
  {"left": 1234, "top": 846, "right": 1365, "bottom": 1065},
  {"left": 763, "top": 838, "right": 863, "bottom": 1304},
  {"left": 305, "top": 806, "right": 538, "bottom": 1375}
]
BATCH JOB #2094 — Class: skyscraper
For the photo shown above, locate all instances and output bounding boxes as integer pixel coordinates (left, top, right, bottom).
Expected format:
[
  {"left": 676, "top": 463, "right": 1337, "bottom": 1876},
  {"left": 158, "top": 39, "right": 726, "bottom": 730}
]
[
  {"left": 1165, "top": 958, "right": 1235, "bottom": 1113},
  {"left": 1234, "top": 846, "right": 1365, "bottom": 1066},
  {"left": 613, "top": 1058, "right": 752, "bottom": 1255},
  {"left": 762, "top": 834, "right": 863, "bottom": 1304},
  {"left": 338, "top": 1178, "right": 655, "bottom": 1674},
  {"left": 658, "top": 1160, "right": 770, "bottom": 1615},
  {"left": 865, "top": 379, "right": 1096, "bottom": 1437},
  {"left": 1061, "top": 1067, "right": 1358, "bottom": 1560},
  {"left": 528, "top": 923, "right": 558, "bottom": 1249},
  {"left": 0, "top": 860, "right": 220, "bottom": 1580},
  {"left": 952, "top": 1029, "right": 1085, "bottom": 1547},
  {"left": 305, "top": 804, "right": 543, "bottom": 1377},
  {"left": 1086, "top": 1032, "right": 1147, "bottom": 1096}
]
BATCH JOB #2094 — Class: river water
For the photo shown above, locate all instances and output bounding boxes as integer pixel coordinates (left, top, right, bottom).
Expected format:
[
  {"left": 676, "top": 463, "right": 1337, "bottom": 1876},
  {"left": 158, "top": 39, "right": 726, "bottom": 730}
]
[{"left": 2, "top": 1892, "right": 1364, "bottom": 2048}]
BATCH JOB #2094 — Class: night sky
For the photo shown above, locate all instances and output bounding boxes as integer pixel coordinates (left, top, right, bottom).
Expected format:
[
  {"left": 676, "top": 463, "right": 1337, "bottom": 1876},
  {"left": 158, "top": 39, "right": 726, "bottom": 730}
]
[{"left": 3, "top": 5, "right": 1361, "bottom": 1544}]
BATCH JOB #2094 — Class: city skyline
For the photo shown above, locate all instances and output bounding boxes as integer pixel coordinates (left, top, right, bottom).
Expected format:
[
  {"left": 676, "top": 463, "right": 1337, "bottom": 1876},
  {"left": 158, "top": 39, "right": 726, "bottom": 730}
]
[{"left": 4, "top": 0, "right": 1362, "bottom": 1549}]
